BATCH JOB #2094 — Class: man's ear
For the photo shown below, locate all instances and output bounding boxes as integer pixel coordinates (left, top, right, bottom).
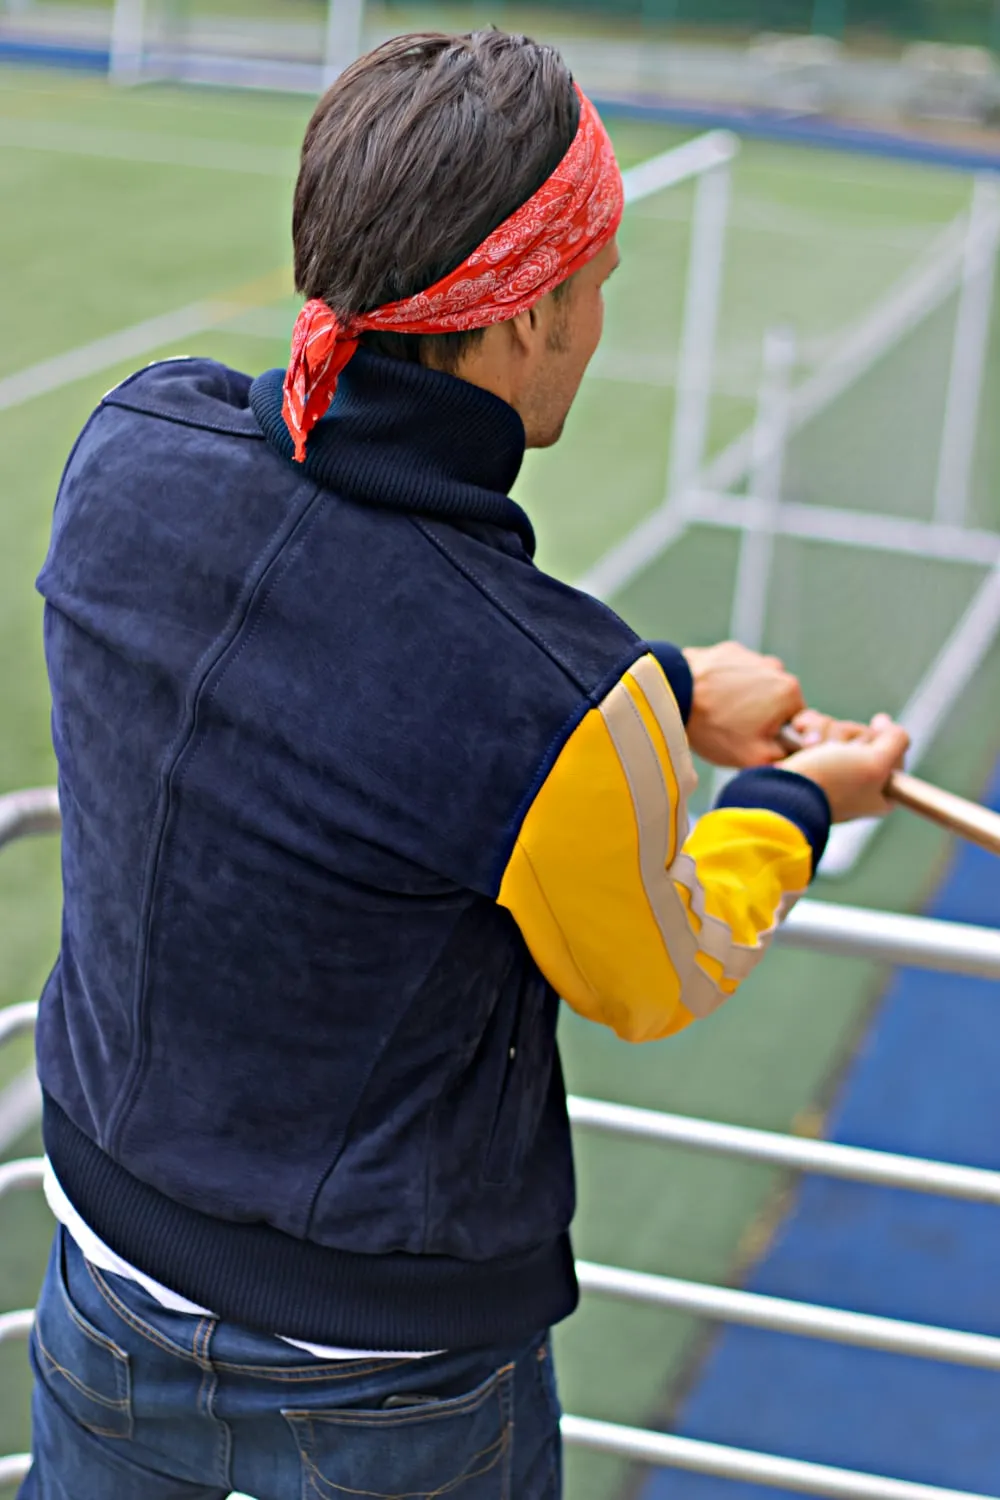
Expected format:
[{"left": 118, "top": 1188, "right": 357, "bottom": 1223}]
[{"left": 508, "top": 305, "right": 540, "bottom": 356}]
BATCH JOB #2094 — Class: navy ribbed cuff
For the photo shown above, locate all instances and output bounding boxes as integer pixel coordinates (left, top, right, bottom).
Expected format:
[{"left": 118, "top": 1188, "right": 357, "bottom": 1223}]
[
  {"left": 715, "top": 767, "right": 831, "bottom": 875},
  {"left": 647, "top": 641, "right": 693, "bottom": 723}
]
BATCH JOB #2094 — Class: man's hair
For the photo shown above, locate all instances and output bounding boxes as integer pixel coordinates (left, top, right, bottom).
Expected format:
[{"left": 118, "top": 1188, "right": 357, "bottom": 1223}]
[{"left": 292, "top": 30, "right": 580, "bottom": 371}]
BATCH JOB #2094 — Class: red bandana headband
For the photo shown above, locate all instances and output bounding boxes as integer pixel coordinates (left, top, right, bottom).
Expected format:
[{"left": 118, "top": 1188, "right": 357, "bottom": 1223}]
[{"left": 282, "top": 85, "right": 623, "bottom": 462}]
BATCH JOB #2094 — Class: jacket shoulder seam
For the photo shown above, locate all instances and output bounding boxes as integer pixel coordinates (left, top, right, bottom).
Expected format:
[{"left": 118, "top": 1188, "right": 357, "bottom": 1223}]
[
  {"left": 410, "top": 516, "right": 638, "bottom": 694},
  {"left": 101, "top": 395, "right": 265, "bottom": 440}
]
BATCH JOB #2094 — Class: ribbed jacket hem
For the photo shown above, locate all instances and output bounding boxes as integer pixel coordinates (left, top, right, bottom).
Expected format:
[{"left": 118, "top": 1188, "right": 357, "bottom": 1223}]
[{"left": 44, "top": 1096, "right": 579, "bottom": 1351}]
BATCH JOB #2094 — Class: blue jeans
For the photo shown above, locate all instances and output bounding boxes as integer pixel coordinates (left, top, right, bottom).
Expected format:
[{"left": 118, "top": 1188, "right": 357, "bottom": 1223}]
[{"left": 19, "top": 1228, "right": 562, "bottom": 1499}]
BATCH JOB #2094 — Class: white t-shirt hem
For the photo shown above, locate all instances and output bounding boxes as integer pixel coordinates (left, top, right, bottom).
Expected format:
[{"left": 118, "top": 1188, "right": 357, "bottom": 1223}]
[{"left": 44, "top": 1159, "right": 438, "bottom": 1362}]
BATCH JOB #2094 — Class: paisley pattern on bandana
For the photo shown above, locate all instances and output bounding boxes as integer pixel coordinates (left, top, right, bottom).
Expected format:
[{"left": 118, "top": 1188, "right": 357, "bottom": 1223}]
[{"left": 282, "top": 87, "right": 623, "bottom": 462}]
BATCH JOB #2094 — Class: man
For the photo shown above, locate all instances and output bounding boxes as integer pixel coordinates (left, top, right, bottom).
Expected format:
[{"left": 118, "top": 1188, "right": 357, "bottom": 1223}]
[{"left": 21, "top": 29, "right": 907, "bottom": 1500}]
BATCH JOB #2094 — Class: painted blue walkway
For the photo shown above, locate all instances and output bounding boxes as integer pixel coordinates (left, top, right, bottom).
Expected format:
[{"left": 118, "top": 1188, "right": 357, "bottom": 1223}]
[{"left": 644, "top": 763, "right": 1000, "bottom": 1498}]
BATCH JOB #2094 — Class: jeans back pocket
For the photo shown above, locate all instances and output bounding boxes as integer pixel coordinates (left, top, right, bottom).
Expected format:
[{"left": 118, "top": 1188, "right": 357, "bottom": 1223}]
[
  {"left": 31, "top": 1229, "right": 133, "bottom": 1440},
  {"left": 283, "top": 1360, "right": 513, "bottom": 1498}
]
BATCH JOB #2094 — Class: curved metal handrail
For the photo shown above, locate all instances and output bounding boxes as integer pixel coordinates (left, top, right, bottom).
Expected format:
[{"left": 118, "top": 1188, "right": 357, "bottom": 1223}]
[
  {"left": 0, "top": 788, "right": 60, "bottom": 852},
  {"left": 0, "top": 1453, "right": 30, "bottom": 1488},
  {"left": 0, "top": 1310, "right": 33, "bottom": 1348},
  {"left": 576, "top": 1260, "right": 1000, "bottom": 1371},
  {"left": 0, "top": 1001, "right": 39, "bottom": 1050},
  {"left": 567, "top": 1095, "right": 1000, "bottom": 1203},
  {"left": 779, "top": 898, "right": 1000, "bottom": 979},
  {"left": 561, "top": 1416, "right": 997, "bottom": 1500},
  {"left": 0, "top": 1157, "right": 43, "bottom": 1202}
]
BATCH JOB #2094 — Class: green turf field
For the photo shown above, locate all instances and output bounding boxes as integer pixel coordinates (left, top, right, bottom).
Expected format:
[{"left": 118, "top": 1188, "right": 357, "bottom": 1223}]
[{"left": 3, "top": 62, "right": 1000, "bottom": 1498}]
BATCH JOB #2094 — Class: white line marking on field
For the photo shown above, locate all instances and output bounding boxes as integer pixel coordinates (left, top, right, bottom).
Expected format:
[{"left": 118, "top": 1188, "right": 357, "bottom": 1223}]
[
  {"left": 0, "top": 1068, "right": 41, "bottom": 1156},
  {"left": 0, "top": 269, "right": 291, "bottom": 414},
  {"left": 633, "top": 189, "right": 944, "bottom": 253},
  {"left": 0, "top": 301, "right": 235, "bottom": 413},
  {"left": 221, "top": 305, "right": 295, "bottom": 341},
  {"left": 0, "top": 118, "right": 297, "bottom": 177}
]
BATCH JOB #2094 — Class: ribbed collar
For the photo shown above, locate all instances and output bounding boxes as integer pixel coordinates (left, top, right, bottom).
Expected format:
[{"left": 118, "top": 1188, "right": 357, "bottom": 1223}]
[{"left": 249, "top": 352, "right": 535, "bottom": 555}]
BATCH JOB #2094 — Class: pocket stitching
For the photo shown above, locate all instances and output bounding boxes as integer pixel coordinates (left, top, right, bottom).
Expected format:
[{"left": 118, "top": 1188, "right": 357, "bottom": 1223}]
[
  {"left": 214, "top": 1357, "right": 413, "bottom": 1382},
  {"left": 33, "top": 1326, "right": 133, "bottom": 1441},
  {"left": 34, "top": 1324, "right": 130, "bottom": 1412},
  {"left": 282, "top": 1360, "right": 515, "bottom": 1429},
  {"left": 86, "top": 1260, "right": 204, "bottom": 1363},
  {"left": 86, "top": 1265, "right": 417, "bottom": 1383},
  {"left": 41, "top": 1245, "right": 134, "bottom": 1439},
  {"left": 285, "top": 1362, "right": 514, "bottom": 1499},
  {"left": 299, "top": 1424, "right": 509, "bottom": 1500},
  {"left": 60, "top": 1272, "right": 131, "bottom": 1367}
]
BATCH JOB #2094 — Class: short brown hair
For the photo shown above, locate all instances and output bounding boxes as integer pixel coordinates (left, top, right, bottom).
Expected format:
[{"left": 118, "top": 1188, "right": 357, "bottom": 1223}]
[{"left": 292, "top": 31, "right": 579, "bottom": 370}]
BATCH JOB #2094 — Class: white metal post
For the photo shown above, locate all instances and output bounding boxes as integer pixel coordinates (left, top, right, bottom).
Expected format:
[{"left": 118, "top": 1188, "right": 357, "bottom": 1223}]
[
  {"left": 322, "top": 0, "right": 364, "bottom": 91},
  {"left": 710, "top": 326, "right": 795, "bottom": 804},
  {"left": 729, "top": 326, "right": 797, "bottom": 650},
  {"left": 109, "top": 0, "right": 147, "bottom": 84},
  {"left": 933, "top": 173, "right": 1000, "bottom": 527},
  {"left": 664, "top": 156, "right": 732, "bottom": 511}
]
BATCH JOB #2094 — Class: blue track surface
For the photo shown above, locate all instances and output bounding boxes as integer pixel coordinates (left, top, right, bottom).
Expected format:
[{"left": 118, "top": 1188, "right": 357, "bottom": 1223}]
[{"left": 643, "top": 763, "right": 1000, "bottom": 1498}]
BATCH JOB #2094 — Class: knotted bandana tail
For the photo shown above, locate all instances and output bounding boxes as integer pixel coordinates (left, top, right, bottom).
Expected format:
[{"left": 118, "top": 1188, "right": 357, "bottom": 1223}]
[{"left": 281, "top": 86, "right": 623, "bottom": 463}]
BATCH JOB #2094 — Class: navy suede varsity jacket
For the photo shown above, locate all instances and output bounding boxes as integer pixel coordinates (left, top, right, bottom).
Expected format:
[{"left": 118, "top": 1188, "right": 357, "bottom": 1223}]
[{"left": 36, "top": 351, "right": 829, "bottom": 1350}]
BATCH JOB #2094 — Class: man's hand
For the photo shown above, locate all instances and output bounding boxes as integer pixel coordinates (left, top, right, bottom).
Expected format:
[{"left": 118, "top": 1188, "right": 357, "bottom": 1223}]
[
  {"left": 682, "top": 641, "right": 806, "bottom": 768},
  {"left": 782, "top": 713, "right": 910, "bottom": 822}
]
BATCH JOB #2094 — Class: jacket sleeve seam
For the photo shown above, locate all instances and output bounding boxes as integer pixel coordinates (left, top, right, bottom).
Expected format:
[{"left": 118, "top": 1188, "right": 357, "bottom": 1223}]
[
  {"left": 409, "top": 517, "right": 649, "bottom": 893},
  {"left": 409, "top": 516, "right": 637, "bottom": 695}
]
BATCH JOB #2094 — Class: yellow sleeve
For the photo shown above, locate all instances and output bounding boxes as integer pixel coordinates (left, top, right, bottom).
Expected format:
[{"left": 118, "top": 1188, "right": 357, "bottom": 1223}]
[{"left": 497, "top": 653, "right": 813, "bottom": 1043}]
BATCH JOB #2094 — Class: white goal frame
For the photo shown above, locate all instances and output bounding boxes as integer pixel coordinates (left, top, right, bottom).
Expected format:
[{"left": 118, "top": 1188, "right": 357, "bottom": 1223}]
[
  {"left": 108, "top": 0, "right": 365, "bottom": 90},
  {"left": 578, "top": 171, "right": 1000, "bottom": 878}
]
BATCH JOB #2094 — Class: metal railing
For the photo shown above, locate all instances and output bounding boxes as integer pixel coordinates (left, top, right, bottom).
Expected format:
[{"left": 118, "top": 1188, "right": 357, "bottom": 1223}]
[
  {"left": 567, "top": 1095, "right": 1000, "bottom": 1201},
  {"left": 0, "top": 788, "right": 59, "bottom": 851},
  {"left": 2, "top": 786, "right": 1000, "bottom": 1500}
]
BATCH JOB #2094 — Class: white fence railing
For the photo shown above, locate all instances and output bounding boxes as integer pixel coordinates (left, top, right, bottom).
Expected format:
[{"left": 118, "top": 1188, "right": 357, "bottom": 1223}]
[
  {"left": 577, "top": 170, "right": 1000, "bottom": 885},
  {"left": 2, "top": 786, "right": 1000, "bottom": 1499}
]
